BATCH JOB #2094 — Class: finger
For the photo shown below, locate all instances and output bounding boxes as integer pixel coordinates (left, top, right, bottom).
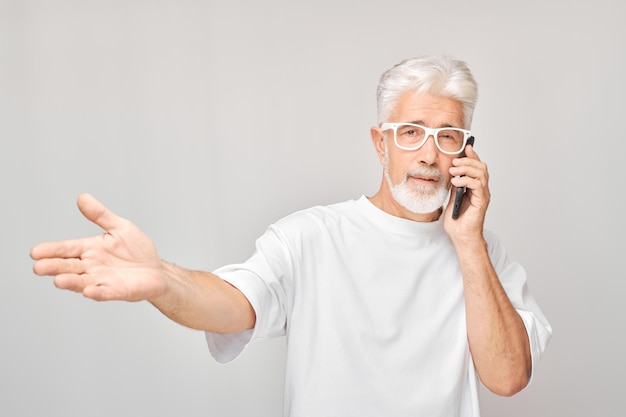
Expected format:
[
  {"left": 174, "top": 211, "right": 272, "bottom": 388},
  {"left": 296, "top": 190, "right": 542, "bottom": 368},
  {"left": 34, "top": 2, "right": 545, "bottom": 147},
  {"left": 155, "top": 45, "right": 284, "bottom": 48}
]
[
  {"left": 55, "top": 275, "right": 120, "bottom": 301},
  {"left": 30, "top": 238, "right": 88, "bottom": 260},
  {"left": 451, "top": 176, "right": 485, "bottom": 197},
  {"left": 33, "top": 257, "right": 86, "bottom": 276},
  {"left": 77, "top": 193, "right": 125, "bottom": 233},
  {"left": 54, "top": 273, "right": 89, "bottom": 293},
  {"left": 451, "top": 166, "right": 488, "bottom": 184},
  {"left": 464, "top": 144, "right": 481, "bottom": 161},
  {"left": 83, "top": 285, "right": 120, "bottom": 302},
  {"left": 450, "top": 175, "right": 473, "bottom": 189},
  {"left": 451, "top": 159, "right": 488, "bottom": 181}
]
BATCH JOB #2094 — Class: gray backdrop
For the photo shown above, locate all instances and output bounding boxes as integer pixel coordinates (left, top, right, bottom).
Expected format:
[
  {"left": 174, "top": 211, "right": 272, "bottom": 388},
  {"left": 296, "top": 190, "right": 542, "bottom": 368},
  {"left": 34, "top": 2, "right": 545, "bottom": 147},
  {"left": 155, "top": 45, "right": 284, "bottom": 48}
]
[{"left": 2, "top": 1, "right": 624, "bottom": 416}]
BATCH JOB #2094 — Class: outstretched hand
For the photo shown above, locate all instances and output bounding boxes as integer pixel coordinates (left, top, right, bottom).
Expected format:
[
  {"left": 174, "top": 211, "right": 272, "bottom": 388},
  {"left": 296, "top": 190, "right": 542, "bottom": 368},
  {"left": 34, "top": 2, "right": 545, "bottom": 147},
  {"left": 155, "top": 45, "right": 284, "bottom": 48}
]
[{"left": 31, "top": 194, "right": 166, "bottom": 302}]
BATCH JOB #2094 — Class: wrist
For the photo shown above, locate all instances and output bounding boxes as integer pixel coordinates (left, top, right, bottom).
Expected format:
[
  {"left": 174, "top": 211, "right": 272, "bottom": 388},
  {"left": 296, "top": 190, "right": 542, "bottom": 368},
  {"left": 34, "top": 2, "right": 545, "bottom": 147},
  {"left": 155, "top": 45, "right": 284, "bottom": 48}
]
[
  {"left": 451, "top": 234, "right": 488, "bottom": 256},
  {"left": 148, "top": 260, "right": 179, "bottom": 305}
]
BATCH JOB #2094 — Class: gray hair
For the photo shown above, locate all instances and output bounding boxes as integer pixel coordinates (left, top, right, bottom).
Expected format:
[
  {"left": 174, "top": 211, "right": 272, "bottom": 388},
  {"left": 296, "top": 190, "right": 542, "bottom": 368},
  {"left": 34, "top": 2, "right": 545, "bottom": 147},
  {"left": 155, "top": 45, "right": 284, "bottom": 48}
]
[{"left": 376, "top": 55, "right": 478, "bottom": 128}]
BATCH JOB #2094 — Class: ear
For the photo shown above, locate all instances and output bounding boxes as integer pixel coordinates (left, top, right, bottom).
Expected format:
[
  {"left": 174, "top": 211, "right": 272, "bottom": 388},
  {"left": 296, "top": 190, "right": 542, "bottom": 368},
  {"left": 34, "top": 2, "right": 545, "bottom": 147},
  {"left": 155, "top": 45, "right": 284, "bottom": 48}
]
[{"left": 370, "top": 126, "right": 386, "bottom": 165}]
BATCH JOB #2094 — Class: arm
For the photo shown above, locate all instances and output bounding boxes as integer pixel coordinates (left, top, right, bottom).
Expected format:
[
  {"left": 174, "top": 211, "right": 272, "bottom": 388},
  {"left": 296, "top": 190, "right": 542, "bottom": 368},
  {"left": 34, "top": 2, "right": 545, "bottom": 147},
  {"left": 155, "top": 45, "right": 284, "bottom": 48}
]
[
  {"left": 452, "top": 239, "right": 531, "bottom": 396},
  {"left": 30, "top": 193, "right": 255, "bottom": 333},
  {"left": 444, "top": 146, "right": 531, "bottom": 396}
]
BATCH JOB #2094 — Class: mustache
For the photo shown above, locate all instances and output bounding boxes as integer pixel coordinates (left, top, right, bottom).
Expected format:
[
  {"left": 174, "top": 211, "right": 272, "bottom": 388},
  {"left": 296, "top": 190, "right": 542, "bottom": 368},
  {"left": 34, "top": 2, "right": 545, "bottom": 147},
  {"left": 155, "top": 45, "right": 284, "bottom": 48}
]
[{"left": 404, "top": 166, "right": 446, "bottom": 184}]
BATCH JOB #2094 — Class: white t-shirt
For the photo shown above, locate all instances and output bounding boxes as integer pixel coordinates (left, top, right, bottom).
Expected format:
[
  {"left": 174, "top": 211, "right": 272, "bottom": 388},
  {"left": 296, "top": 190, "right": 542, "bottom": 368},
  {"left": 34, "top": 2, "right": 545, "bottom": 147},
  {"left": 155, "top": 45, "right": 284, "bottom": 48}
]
[{"left": 206, "top": 196, "right": 552, "bottom": 417}]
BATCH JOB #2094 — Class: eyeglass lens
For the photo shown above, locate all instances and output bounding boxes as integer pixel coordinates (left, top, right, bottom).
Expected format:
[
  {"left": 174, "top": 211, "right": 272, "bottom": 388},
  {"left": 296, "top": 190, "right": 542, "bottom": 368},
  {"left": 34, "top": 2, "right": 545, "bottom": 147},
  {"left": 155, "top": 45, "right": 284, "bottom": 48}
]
[{"left": 395, "top": 124, "right": 465, "bottom": 152}]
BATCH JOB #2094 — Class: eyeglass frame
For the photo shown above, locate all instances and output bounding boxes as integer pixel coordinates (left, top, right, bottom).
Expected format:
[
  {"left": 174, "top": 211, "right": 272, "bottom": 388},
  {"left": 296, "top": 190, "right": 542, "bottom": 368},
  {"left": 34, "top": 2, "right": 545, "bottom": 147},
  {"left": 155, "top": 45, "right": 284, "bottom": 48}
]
[{"left": 380, "top": 122, "right": 473, "bottom": 155}]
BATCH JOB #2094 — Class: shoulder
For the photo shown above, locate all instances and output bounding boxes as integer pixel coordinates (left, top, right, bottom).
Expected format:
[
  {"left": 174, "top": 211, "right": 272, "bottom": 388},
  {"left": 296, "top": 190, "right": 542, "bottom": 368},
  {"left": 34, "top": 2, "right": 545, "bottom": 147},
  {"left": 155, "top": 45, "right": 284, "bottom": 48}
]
[
  {"left": 258, "top": 198, "right": 364, "bottom": 249},
  {"left": 483, "top": 228, "right": 505, "bottom": 259},
  {"left": 483, "top": 228, "right": 500, "bottom": 248},
  {"left": 275, "top": 198, "right": 362, "bottom": 230},
  {"left": 483, "top": 229, "right": 520, "bottom": 276}
]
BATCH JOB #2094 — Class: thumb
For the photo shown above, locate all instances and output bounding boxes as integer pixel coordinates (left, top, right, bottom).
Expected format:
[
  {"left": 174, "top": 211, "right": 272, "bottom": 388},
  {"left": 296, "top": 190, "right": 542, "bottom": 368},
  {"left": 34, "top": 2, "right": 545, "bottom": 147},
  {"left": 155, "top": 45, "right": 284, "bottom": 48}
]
[{"left": 77, "top": 193, "right": 124, "bottom": 232}]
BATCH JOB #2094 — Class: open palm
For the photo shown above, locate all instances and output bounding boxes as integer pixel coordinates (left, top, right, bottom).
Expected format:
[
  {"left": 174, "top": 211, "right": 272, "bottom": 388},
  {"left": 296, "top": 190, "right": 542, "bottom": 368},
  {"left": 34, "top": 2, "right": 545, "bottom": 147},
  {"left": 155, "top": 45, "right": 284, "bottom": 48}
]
[{"left": 31, "top": 194, "right": 165, "bottom": 302}]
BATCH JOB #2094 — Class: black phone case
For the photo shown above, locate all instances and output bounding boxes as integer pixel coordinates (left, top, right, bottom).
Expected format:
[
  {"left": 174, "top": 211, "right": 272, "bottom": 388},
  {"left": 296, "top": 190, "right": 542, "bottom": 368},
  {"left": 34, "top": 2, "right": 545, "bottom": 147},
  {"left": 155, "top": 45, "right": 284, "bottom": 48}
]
[{"left": 451, "top": 136, "right": 475, "bottom": 219}]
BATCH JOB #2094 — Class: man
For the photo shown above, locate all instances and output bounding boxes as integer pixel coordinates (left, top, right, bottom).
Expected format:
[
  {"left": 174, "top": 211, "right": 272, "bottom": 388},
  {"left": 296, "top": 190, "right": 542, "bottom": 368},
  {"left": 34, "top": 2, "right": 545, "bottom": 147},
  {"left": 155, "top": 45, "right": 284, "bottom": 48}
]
[{"left": 31, "top": 55, "right": 551, "bottom": 416}]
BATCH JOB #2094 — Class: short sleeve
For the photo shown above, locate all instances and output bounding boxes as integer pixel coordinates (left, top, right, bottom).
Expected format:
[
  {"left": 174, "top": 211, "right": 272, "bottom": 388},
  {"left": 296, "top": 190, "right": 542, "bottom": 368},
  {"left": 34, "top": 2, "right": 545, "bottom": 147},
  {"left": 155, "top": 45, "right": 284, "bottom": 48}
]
[
  {"left": 205, "top": 225, "right": 294, "bottom": 363},
  {"left": 485, "top": 230, "right": 553, "bottom": 385}
]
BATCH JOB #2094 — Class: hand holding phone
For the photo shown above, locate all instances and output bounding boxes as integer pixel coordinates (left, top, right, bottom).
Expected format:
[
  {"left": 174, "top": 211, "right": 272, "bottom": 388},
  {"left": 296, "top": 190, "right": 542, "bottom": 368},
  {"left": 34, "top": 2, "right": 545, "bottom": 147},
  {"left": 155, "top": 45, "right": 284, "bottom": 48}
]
[{"left": 451, "top": 136, "right": 475, "bottom": 219}]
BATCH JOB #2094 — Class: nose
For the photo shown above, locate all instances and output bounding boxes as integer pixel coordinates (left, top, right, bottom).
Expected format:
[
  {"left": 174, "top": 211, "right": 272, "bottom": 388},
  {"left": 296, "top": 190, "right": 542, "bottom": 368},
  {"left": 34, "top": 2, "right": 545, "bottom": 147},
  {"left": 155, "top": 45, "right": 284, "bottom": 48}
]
[{"left": 416, "top": 134, "right": 438, "bottom": 164}]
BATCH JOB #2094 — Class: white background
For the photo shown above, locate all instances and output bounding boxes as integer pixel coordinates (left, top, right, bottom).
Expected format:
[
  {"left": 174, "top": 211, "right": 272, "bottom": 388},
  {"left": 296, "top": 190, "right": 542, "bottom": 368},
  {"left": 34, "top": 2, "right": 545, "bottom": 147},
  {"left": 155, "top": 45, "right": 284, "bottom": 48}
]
[{"left": 1, "top": 1, "right": 624, "bottom": 416}]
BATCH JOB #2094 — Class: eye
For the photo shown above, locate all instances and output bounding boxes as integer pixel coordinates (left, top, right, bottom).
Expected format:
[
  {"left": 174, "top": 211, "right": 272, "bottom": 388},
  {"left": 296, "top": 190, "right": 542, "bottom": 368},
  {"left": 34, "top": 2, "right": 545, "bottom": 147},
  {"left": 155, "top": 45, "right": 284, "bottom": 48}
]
[
  {"left": 438, "top": 130, "right": 462, "bottom": 141},
  {"left": 398, "top": 126, "right": 421, "bottom": 136}
]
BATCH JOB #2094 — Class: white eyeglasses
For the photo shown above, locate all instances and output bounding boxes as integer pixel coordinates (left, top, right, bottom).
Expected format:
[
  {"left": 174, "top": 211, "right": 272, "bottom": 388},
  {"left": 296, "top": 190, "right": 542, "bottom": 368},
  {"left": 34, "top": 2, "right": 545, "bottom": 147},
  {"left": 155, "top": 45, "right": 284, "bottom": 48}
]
[{"left": 380, "top": 122, "right": 472, "bottom": 154}]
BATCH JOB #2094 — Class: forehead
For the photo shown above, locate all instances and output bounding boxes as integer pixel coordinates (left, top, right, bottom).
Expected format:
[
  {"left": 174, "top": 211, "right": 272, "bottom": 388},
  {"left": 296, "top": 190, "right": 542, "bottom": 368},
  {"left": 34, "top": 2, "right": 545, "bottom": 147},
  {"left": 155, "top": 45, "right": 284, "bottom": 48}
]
[{"left": 390, "top": 91, "right": 465, "bottom": 128}]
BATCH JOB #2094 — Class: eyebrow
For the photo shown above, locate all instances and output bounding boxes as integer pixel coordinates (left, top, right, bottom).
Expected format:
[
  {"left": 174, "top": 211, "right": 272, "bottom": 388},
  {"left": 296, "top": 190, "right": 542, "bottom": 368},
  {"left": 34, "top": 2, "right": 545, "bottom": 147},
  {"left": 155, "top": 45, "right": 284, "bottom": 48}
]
[{"left": 408, "top": 120, "right": 458, "bottom": 129}]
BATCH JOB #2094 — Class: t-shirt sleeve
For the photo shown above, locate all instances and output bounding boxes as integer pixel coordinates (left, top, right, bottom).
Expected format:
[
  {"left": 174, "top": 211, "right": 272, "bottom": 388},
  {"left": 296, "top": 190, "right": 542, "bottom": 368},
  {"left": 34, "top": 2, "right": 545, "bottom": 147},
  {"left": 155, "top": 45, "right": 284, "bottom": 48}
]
[
  {"left": 485, "top": 229, "right": 553, "bottom": 386},
  {"left": 205, "top": 224, "right": 294, "bottom": 363}
]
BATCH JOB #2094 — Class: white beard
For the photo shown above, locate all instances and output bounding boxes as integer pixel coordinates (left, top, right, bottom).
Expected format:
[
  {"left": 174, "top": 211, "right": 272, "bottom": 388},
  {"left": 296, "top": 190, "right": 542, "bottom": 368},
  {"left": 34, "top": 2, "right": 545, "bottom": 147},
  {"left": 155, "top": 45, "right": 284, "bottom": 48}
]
[{"left": 383, "top": 149, "right": 450, "bottom": 214}]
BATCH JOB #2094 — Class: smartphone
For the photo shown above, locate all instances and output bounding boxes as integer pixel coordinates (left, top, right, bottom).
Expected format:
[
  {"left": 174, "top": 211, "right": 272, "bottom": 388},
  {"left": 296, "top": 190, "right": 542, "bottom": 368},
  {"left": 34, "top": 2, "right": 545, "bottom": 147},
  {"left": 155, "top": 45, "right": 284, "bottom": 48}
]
[{"left": 451, "top": 136, "right": 475, "bottom": 219}]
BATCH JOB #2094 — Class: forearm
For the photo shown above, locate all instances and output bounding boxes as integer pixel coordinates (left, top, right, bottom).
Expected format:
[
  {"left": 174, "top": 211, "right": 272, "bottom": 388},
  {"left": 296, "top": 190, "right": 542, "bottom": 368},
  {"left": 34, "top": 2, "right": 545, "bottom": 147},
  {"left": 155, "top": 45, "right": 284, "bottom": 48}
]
[
  {"left": 454, "top": 238, "right": 531, "bottom": 396},
  {"left": 149, "top": 261, "right": 256, "bottom": 333}
]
